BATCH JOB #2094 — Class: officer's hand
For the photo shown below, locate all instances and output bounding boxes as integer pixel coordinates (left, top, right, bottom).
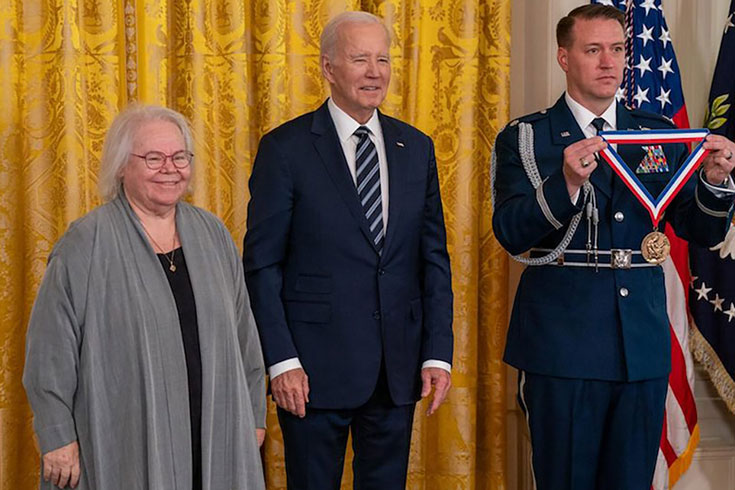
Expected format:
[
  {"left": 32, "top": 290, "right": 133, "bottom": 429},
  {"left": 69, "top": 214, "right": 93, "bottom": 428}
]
[
  {"left": 421, "top": 367, "right": 452, "bottom": 416},
  {"left": 271, "top": 368, "right": 310, "bottom": 418},
  {"left": 562, "top": 136, "right": 608, "bottom": 197},
  {"left": 702, "top": 134, "right": 735, "bottom": 185}
]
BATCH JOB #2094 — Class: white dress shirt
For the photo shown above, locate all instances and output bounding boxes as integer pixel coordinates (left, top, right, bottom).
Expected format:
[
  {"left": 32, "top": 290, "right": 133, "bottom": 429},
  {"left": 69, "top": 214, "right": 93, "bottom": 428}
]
[{"left": 269, "top": 99, "right": 451, "bottom": 379}]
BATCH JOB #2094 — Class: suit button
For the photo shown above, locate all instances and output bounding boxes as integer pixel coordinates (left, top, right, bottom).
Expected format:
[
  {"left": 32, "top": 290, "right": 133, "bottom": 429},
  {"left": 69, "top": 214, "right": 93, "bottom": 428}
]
[
  {"left": 619, "top": 287, "right": 629, "bottom": 297},
  {"left": 373, "top": 310, "right": 381, "bottom": 320},
  {"left": 614, "top": 211, "right": 624, "bottom": 222},
  {"left": 378, "top": 268, "right": 385, "bottom": 275}
]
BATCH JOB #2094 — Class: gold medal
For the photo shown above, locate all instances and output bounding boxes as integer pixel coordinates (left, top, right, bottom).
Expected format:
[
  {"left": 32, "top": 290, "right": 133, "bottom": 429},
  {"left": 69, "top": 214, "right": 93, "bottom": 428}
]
[{"left": 641, "top": 231, "right": 670, "bottom": 264}]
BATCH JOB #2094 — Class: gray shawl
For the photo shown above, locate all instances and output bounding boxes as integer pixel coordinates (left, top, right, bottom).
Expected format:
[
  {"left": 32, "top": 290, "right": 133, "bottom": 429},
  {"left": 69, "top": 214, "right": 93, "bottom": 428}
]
[{"left": 23, "top": 194, "right": 266, "bottom": 489}]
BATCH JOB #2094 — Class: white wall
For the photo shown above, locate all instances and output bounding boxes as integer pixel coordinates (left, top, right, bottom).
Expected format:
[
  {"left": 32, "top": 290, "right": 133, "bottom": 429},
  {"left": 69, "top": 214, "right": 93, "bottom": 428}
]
[{"left": 506, "top": 1, "right": 735, "bottom": 488}]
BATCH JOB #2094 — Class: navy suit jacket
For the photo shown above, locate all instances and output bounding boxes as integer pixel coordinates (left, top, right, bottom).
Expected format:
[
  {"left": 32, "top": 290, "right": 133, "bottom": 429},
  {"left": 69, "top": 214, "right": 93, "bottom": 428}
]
[
  {"left": 244, "top": 101, "right": 453, "bottom": 409},
  {"left": 493, "top": 96, "right": 733, "bottom": 382}
]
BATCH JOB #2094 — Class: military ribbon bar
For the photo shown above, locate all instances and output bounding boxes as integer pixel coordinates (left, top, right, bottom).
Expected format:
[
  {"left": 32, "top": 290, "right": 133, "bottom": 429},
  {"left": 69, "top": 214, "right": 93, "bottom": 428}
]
[{"left": 598, "top": 129, "right": 710, "bottom": 226}]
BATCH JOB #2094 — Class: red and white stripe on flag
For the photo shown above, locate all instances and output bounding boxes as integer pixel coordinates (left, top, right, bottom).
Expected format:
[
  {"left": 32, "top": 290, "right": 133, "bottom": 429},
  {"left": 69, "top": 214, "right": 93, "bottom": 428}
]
[
  {"left": 652, "top": 228, "right": 699, "bottom": 490},
  {"left": 590, "top": 1, "right": 700, "bottom": 488}
]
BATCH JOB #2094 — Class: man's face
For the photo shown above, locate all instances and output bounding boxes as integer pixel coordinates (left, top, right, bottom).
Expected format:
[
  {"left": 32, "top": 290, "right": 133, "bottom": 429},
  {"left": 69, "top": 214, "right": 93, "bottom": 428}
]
[
  {"left": 322, "top": 22, "right": 391, "bottom": 124},
  {"left": 557, "top": 17, "right": 625, "bottom": 110}
]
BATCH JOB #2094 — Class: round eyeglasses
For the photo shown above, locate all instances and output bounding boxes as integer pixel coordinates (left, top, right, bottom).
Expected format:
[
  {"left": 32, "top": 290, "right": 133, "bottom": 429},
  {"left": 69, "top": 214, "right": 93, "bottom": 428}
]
[{"left": 130, "top": 150, "right": 194, "bottom": 170}]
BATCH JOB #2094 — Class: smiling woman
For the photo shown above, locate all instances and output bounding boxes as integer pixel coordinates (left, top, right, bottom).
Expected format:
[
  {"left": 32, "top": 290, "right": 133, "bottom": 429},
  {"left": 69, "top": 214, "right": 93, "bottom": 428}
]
[{"left": 22, "top": 105, "right": 267, "bottom": 490}]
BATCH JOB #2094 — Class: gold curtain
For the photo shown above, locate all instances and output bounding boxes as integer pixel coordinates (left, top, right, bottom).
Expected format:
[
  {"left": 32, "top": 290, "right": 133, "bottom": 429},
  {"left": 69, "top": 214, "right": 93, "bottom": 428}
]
[{"left": 0, "top": 1, "right": 511, "bottom": 488}]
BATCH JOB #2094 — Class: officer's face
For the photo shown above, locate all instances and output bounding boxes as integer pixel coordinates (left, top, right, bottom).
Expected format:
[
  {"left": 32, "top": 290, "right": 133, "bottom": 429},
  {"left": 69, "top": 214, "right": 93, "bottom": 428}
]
[
  {"left": 557, "top": 17, "right": 625, "bottom": 111},
  {"left": 322, "top": 22, "right": 391, "bottom": 124}
]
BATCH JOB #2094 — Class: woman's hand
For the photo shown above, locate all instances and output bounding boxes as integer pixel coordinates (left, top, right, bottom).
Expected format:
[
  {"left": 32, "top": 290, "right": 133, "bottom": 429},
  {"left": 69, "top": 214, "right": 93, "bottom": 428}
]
[
  {"left": 43, "top": 441, "right": 80, "bottom": 488},
  {"left": 256, "top": 428, "right": 266, "bottom": 447}
]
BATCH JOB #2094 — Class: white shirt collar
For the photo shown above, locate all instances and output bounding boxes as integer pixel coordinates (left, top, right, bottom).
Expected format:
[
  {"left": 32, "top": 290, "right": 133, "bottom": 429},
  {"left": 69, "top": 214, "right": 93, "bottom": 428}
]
[
  {"left": 565, "top": 92, "right": 617, "bottom": 134},
  {"left": 327, "top": 98, "right": 382, "bottom": 143}
]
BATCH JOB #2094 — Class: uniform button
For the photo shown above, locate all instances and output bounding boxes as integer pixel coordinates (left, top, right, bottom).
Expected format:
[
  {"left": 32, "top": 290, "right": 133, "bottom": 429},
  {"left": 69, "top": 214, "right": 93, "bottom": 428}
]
[
  {"left": 378, "top": 268, "right": 386, "bottom": 276},
  {"left": 614, "top": 211, "right": 624, "bottom": 222},
  {"left": 619, "top": 287, "right": 629, "bottom": 297},
  {"left": 373, "top": 310, "right": 381, "bottom": 320}
]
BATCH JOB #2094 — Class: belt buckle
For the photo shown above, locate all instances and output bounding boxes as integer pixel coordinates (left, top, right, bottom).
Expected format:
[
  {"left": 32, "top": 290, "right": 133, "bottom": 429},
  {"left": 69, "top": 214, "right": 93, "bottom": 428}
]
[{"left": 611, "top": 249, "right": 632, "bottom": 269}]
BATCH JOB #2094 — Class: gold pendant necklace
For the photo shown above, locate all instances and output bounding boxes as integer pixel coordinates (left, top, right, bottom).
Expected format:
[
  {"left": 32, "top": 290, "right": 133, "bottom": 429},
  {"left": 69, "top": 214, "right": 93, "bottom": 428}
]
[
  {"left": 141, "top": 223, "right": 177, "bottom": 272},
  {"left": 641, "top": 229, "right": 670, "bottom": 264}
]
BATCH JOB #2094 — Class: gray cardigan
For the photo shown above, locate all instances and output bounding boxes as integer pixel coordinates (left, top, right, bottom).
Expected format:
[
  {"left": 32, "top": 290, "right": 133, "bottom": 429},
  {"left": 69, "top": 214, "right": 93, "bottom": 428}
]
[{"left": 23, "top": 193, "right": 266, "bottom": 489}]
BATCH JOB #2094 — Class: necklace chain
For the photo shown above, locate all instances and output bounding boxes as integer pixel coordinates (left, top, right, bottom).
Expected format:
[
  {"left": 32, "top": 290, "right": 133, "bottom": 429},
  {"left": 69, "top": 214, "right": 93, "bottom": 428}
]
[{"left": 141, "top": 223, "right": 177, "bottom": 272}]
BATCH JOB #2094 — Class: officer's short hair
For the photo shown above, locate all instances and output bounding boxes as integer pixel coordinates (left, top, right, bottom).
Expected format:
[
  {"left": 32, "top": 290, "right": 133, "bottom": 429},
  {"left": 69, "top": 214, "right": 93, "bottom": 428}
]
[{"left": 556, "top": 5, "right": 625, "bottom": 48}]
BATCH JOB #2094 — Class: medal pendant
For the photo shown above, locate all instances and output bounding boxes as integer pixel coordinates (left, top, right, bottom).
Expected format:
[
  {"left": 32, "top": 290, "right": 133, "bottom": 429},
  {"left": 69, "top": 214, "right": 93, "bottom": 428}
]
[
  {"left": 640, "top": 231, "right": 670, "bottom": 264},
  {"left": 169, "top": 264, "right": 177, "bottom": 272}
]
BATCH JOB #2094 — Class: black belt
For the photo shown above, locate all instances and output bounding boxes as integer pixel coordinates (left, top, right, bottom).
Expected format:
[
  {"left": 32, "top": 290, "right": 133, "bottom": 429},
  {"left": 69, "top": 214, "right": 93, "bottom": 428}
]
[{"left": 530, "top": 248, "right": 659, "bottom": 269}]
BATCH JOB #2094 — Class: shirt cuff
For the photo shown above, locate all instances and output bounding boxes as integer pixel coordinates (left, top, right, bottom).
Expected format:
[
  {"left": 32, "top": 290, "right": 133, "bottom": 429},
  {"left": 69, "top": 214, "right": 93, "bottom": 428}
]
[
  {"left": 700, "top": 171, "right": 735, "bottom": 199},
  {"left": 268, "top": 358, "right": 302, "bottom": 379},
  {"left": 570, "top": 189, "right": 581, "bottom": 204},
  {"left": 422, "top": 360, "right": 452, "bottom": 373}
]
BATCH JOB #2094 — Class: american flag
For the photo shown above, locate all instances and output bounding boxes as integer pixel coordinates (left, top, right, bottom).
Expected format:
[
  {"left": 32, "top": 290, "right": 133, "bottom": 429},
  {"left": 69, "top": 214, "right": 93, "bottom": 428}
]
[{"left": 592, "top": 1, "right": 698, "bottom": 488}]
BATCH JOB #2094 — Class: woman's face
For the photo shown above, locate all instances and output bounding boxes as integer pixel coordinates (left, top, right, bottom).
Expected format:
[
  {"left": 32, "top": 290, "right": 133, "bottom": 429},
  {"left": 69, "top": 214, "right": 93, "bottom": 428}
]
[{"left": 121, "top": 119, "right": 191, "bottom": 216}]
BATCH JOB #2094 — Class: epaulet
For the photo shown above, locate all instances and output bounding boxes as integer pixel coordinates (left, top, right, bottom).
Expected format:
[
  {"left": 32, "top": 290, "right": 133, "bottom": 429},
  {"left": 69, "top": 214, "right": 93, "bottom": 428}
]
[
  {"left": 504, "top": 109, "right": 550, "bottom": 130},
  {"left": 629, "top": 108, "right": 676, "bottom": 127}
]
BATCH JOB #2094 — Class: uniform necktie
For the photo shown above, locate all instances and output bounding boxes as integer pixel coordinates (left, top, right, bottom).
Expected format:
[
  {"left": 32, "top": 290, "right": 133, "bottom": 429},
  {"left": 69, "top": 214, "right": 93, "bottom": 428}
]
[
  {"left": 354, "top": 126, "right": 384, "bottom": 253},
  {"left": 591, "top": 117, "right": 606, "bottom": 134},
  {"left": 591, "top": 117, "right": 612, "bottom": 184}
]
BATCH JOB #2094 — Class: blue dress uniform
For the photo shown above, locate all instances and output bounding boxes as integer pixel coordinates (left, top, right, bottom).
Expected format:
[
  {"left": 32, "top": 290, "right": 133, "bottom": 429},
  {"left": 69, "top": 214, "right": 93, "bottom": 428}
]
[{"left": 492, "top": 96, "right": 734, "bottom": 489}]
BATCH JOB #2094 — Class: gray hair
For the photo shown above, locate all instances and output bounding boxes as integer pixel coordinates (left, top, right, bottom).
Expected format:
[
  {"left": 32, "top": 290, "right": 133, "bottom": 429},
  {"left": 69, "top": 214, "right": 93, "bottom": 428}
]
[
  {"left": 98, "top": 104, "right": 194, "bottom": 201},
  {"left": 320, "top": 11, "right": 390, "bottom": 60}
]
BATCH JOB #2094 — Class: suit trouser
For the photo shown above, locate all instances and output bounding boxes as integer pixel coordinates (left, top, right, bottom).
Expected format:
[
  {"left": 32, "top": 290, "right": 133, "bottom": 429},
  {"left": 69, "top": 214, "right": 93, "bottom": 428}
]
[
  {"left": 518, "top": 371, "right": 668, "bottom": 490},
  {"left": 277, "top": 366, "right": 416, "bottom": 490}
]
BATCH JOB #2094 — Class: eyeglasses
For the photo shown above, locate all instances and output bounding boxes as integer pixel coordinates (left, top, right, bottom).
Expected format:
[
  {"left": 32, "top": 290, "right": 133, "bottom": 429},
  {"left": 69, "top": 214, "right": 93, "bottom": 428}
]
[{"left": 130, "top": 150, "right": 194, "bottom": 170}]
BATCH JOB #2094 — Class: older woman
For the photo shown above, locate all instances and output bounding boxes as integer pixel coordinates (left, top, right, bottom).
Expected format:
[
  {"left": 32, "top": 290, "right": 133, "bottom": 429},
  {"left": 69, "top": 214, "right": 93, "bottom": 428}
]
[{"left": 23, "top": 105, "right": 266, "bottom": 489}]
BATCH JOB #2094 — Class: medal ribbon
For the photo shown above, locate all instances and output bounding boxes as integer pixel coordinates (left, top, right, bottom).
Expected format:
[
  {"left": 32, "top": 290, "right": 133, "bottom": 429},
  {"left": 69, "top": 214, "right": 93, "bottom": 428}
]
[{"left": 598, "top": 129, "right": 710, "bottom": 226}]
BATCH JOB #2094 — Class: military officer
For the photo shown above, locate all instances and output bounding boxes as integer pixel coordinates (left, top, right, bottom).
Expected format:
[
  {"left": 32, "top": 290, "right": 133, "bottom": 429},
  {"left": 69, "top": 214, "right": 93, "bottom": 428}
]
[{"left": 492, "top": 5, "right": 735, "bottom": 490}]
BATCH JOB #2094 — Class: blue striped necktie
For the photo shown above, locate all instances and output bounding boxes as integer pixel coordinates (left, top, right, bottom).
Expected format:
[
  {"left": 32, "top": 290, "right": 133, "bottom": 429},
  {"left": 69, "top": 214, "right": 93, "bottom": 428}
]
[{"left": 354, "top": 126, "right": 384, "bottom": 253}]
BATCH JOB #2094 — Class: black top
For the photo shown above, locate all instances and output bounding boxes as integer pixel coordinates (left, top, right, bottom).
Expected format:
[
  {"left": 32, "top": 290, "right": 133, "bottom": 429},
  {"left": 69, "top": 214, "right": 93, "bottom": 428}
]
[{"left": 156, "top": 247, "right": 202, "bottom": 490}]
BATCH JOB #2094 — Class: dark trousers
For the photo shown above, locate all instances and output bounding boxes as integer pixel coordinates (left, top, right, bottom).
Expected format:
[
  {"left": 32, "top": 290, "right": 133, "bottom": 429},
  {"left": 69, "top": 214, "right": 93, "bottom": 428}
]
[
  {"left": 518, "top": 371, "right": 668, "bottom": 490},
  {"left": 277, "top": 368, "right": 415, "bottom": 490}
]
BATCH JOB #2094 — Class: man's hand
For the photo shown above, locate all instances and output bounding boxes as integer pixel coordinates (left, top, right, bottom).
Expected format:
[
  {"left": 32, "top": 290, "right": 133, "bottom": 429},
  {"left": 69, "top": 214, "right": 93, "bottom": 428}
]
[
  {"left": 421, "top": 367, "right": 452, "bottom": 416},
  {"left": 271, "top": 368, "right": 310, "bottom": 418},
  {"left": 702, "top": 134, "right": 735, "bottom": 185},
  {"left": 255, "top": 428, "right": 266, "bottom": 447},
  {"left": 42, "top": 440, "right": 80, "bottom": 488},
  {"left": 562, "top": 136, "right": 608, "bottom": 197}
]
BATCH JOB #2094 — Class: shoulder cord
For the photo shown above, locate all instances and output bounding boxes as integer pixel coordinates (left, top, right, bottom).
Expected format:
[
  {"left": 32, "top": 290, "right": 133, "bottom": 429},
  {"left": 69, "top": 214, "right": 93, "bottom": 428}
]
[{"left": 491, "top": 122, "right": 595, "bottom": 266}]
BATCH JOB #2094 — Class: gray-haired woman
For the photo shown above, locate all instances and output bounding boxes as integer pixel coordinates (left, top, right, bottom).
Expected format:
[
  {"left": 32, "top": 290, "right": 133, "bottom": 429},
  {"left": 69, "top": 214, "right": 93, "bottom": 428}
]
[{"left": 23, "top": 105, "right": 266, "bottom": 489}]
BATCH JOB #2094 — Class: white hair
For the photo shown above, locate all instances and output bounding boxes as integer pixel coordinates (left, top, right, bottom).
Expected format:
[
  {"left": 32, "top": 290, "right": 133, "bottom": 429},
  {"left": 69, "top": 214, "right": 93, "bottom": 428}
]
[
  {"left": 320, "top": 11, "right": 391, "bottom": 60},
  {"left": 98, "top": 104, "right": 194, "bottom": 201}
]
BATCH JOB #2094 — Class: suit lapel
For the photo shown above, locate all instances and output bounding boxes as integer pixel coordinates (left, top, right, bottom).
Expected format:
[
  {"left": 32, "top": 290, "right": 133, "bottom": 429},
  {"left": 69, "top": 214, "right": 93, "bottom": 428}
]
[
  {"left": 380, "top": 113, "right": 406, "bottom": 259},
  {"left": 311, "top": 102, "right": 380, "bottom": 254}
]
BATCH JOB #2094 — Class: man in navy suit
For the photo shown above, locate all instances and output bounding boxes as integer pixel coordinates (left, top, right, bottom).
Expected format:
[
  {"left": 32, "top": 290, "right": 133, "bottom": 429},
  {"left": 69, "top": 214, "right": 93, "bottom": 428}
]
[
  {"left": 243, "top": 11, "right": 453, "bottom": 490},
  {"left": 492, "top": 5, "right": 735, "bottom": 490}
]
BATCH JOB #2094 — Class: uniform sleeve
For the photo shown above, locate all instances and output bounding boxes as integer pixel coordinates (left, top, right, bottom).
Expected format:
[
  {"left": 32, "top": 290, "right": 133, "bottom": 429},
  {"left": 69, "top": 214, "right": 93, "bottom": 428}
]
[
  {"left": 22, "top": 250, "right": 81, "bottom": 454},
  {"left": 666, "top": 145, "right": 734, "bottom": 246},
  {"left": 492, "top": 125, "right": 581, "bottom": 255}
]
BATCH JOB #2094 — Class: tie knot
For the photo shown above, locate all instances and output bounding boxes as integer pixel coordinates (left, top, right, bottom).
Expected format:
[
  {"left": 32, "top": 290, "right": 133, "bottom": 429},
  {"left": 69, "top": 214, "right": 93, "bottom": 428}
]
[
  {"left": 354, "top": 126, "right": 371, "bottom": 137},
  {"left": 591, "top": 118, "right": 606, "bottom": 134}
]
